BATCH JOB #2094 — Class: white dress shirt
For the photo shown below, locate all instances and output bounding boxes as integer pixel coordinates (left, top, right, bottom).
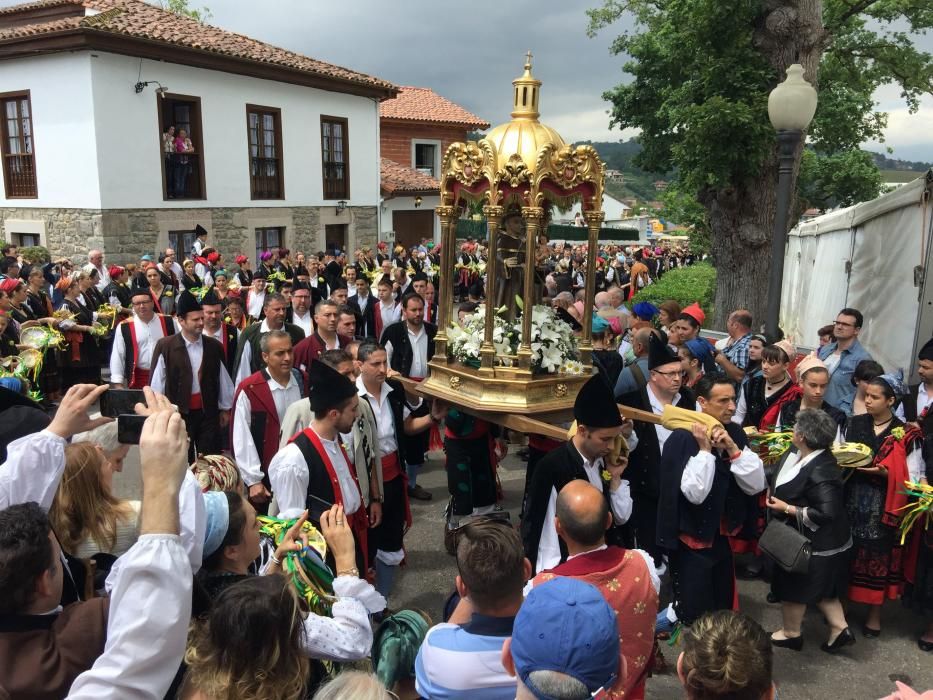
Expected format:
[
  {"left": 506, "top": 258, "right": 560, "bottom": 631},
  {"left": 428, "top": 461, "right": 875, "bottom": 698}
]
[
  {"left": 357, "top": 377, "right": 415, "bottom": 457},
  {"left": 269, "top": 427, "right": 362, "bottom": 519},
  {"left": 679, "top": 411, "right": 767, "bottom": 505},
  {"left": 378, "top": 301, "right": 401, "bottom": 332},
  {"left": 292, "top": 310, "right": 314, "bottom": 337},
  {"left": 246, "top": 289, "right": 266, "bottom": 319},
  {"left": 232, "top": 370, "right": 303, "bottom": 487},
  {"left": 357, "top": 295, "right": 369, "bottom": 316},
  {"left": 648, "top": 384, "right": 681, "bottom": 453},
  {"left": 385, "top": 324, "right": 429, "bottom": 379},
  {"left": 109, "top": 314, "right": 171, "bottom": 385},
  {"left": 149, "top": 333, "right": 235, "bottom": 410},
  {"left": 536, "top": 450, "right": 634, "bottom": 574},
  {"left": 235, "top": 319, "right": 276, "bottom": 385}
]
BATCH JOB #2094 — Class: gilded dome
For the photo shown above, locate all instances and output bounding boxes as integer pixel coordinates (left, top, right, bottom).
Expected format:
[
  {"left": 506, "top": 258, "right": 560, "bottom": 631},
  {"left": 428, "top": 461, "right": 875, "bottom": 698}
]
[{"left": 484, "top": 54, "right": 566, "bottom": 175}]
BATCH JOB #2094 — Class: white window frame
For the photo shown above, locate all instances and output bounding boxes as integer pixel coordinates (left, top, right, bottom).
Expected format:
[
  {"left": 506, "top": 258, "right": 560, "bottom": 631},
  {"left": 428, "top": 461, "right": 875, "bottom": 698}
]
[
  {"left": 3, "top": 218, "right": 46, "bottom": 248},
  {"left": 411, "top": 139, "right": 442, "bottom": 178}
]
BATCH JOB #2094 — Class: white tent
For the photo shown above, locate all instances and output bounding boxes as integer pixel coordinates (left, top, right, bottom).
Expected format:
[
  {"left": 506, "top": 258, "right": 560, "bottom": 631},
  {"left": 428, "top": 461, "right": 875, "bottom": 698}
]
[{"left": 780, "top": 170, "right": 933, "bottom": 376}]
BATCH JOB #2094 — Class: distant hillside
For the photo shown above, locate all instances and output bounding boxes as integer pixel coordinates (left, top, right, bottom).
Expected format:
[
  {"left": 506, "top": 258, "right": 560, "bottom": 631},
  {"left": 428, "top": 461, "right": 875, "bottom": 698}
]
[{"left": 868, "top": 151, "right": 932, "bottom": 173}]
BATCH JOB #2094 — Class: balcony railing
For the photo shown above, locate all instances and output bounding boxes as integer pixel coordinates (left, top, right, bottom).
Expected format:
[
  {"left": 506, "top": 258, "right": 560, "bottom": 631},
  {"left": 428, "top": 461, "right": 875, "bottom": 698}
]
[
  {"left": 3, "top": 153, "right": 37, "bottom": 197},
  {"left": 164, "top": 152, "right": 203, "bottom": 200},
  {"left": 250, "top": 156, "right": 281, "bottom": 199}
]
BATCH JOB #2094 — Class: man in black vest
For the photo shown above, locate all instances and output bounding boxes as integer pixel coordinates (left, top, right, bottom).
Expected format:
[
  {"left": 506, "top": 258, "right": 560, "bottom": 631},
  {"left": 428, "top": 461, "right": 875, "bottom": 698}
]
[
  {"left": 355, "top": 340, "right": 445, "bottom": 597},
  {"left": 268, "top": 359, "right": 370, "bottom": 573},
  {"left": 109, "top": 281, "right": 175, "bottom": 389},
  {"left": 380, "top": 292, "right": 437, "bottom": 501},
  {"left": 656, "top": 375, "right": 766, "bottom": 625},
  {"left": 521, "top": 373, "right": 635, "bottom": 572},
  {"left": 200, "top": 288, "right": 238, "bottom": 375},
  {"left": 617, "top": 333, "right": 696, "bottom": 567},
  {"left": 150, "top": 290, "right": 235, "bottom": 460}
]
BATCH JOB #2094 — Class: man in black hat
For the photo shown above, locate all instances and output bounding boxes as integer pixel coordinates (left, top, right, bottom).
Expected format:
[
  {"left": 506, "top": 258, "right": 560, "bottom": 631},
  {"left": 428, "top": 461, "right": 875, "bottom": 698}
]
[
  {"left": 903, "top": 337, "right": 933, "bottom": 435},
  {"left": 616, "top": 332, "right": 696, "bottom": 567},
  {"left": 150, "top": 290, "right": 234, "bottom": 460},
  {"left": 268, "top": 359, "right": 369, "bottom": 572},
  {"left": 200, "top": 287, "right": 238, "bottom": 375},
  {"left": 109, "top": 280, "right": 176, "bottom": 389},
  {"left": 521, "top": 374, "right": 635, "bottom": 573},
  {"left": 656, "top": 375, "right": 765, "bottom": 625}
]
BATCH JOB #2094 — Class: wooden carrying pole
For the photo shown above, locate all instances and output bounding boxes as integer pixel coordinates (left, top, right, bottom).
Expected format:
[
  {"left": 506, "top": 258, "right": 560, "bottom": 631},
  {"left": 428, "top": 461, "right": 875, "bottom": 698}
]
[{"left": 392, "top": 377, "right": 662, "bottom": 443}]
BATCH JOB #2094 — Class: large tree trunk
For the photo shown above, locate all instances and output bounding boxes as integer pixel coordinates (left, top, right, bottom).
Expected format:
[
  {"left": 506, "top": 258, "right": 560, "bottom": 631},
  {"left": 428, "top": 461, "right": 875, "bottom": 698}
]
[{"left": 703, "top": 0, "right": 823, "bottom": 331}]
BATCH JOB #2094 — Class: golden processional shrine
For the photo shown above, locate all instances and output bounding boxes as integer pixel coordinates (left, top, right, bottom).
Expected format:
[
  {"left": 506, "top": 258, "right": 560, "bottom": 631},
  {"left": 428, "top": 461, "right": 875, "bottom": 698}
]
[{"left": 417, "top": 55, "right": 607, "bottom": 436}]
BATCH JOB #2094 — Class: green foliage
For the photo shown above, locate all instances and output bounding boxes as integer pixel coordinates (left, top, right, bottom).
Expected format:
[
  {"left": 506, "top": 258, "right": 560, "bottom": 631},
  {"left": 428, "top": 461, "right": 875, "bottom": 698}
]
[
  {"left": 658, "top": 184, "right": 711, "bottom": 253},
  {"left": 18, "top": 246, "right": 50, "bottom": 264},
  {"left": 798, "top": 149, "right": 884, "bottom": 212},
  {"left": 587, "top": 0, "right": 933, "bottom": 213},
  {"left": 631, "top": 262, "right": 717, "bottom": 316},
  {"left": 158, "top": 0, "right": 211, "bottom": 22}
]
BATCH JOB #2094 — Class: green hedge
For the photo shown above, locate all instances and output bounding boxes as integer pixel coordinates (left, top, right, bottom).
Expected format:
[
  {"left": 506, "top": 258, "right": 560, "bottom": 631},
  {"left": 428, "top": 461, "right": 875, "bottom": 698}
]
[{"left": 630, "top": 261, "right": 717, "bottom": 317}]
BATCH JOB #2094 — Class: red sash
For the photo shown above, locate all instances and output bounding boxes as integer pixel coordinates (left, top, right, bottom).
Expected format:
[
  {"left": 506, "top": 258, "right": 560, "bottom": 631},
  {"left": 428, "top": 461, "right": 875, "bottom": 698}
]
[
  {"left": 129, "top": 367, "right": 149, "bottom": 389},
  {"left": 298, "top": 428, "right": 369, "bottom": 571},
  {"left": 374, "top": 305, "right": 384, "bottom": 340},
  {"left": 150, "top": 291, "right": 163, "bottom": 315}
]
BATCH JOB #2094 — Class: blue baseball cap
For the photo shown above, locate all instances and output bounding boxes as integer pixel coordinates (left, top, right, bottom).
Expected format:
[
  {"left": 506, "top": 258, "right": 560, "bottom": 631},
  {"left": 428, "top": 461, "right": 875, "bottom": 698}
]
[{"left": 512, "top": 578, "right": 619, "bottom": 698}]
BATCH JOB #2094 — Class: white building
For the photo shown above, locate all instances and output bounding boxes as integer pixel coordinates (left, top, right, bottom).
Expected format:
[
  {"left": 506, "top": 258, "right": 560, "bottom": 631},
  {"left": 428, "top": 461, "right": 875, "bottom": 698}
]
[
  {"left": 561, "top": 192, "right": 632, "bottom": 227},
  {"left": 0, "top": 0, "right": 397, "bottom": 263}
]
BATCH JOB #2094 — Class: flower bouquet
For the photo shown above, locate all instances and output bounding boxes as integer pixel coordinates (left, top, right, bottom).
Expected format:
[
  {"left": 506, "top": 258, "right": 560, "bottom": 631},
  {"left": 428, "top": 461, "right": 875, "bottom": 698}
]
[
  {"left": 447, "top": 304, "right": 515, "bottom": 368},
  {"left": 448, "top": 303, "right": 579, "bottom": 374}
]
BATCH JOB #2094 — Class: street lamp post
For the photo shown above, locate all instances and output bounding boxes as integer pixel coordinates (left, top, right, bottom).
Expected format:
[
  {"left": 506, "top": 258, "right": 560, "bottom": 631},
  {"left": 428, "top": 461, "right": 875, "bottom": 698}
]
[{"left": 764, "top": 64, "right": 818, "bottom": 340}]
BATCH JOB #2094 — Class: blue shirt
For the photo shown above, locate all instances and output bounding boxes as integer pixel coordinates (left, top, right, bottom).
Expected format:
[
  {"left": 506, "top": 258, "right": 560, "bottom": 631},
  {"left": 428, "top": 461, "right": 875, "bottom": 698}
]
[
  {"left": 615, "top": 356, "right": 650, "bottom": 398},
  {"left": 415, "top": 614, "right": 516, "bottom": 700},
  {"left": 818, "top": 339, "right": 872, "bottom": 414}
]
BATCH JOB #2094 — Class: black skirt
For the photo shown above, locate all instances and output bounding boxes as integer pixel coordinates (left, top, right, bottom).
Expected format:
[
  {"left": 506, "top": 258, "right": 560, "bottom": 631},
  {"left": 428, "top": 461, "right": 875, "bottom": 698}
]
[{"left": 771, "top": 546, "right": 852, "bottom": 604}]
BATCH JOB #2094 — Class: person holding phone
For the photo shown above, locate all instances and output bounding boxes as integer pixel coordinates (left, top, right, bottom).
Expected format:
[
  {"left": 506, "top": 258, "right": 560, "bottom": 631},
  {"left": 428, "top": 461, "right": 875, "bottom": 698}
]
[{"left": 149, "top": 290, "right": 235, "bottom": 461}]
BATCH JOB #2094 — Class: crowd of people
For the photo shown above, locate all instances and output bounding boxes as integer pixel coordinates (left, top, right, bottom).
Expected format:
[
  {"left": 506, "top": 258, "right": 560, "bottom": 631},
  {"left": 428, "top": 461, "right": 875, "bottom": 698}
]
[{"left": 0, "top": 221, "right": 930, "bottom": 699}]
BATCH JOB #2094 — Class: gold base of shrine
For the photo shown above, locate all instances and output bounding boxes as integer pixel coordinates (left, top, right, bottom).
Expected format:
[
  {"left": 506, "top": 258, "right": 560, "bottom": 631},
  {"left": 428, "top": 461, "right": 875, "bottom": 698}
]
[{"left": 418, "top": 360, "right": 592, "bottom": 414}]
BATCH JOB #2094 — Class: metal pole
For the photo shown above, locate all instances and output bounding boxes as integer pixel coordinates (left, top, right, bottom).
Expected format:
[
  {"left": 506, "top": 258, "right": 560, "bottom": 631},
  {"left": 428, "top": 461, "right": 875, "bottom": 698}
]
[{"left": 764, "top": 129, "right": 801, "bottom": 340}]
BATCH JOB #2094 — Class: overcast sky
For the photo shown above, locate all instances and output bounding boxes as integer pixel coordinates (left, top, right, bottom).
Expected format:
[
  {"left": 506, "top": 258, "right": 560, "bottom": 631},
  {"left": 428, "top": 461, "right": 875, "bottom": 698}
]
[{"left": 5, "top": 0, "right": 932, "bottom": 162}]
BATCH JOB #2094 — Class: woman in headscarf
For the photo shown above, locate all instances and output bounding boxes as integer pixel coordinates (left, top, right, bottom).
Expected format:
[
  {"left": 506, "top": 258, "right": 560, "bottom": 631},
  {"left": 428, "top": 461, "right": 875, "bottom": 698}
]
[
  {"left": 843, "top": 373, "right": 923, "bottom": 636},
  {"left": 56, "top": 274, "right": 101, "bottom": 388},
  {"left": 234, "top": 254, "right": 253, "bottom": 287}
]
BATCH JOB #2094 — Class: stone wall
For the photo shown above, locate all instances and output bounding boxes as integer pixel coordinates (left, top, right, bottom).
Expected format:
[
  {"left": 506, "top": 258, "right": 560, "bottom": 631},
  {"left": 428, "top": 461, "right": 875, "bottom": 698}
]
[{"left": 1, "top": 205, "right": 379, "bottom": 264}]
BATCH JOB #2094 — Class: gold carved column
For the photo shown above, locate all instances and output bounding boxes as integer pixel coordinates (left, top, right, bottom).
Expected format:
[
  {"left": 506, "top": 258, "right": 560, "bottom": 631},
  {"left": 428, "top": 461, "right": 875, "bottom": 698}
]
[
  {"left": 433, "top": 205, "right": 457, "bottom": 362},
  {"left": 517, "top": 206, "right": 544, "bottom": 372},
  {"left": 480, "top": 205, "right": 503, "bottom": 372},
  {"left": 579, "top": 209, "right": 605, "bottom": 367}
]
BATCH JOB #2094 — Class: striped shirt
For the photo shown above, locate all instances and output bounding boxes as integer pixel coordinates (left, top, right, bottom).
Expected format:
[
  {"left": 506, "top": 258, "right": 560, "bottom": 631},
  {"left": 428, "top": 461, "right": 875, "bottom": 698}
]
[{"left": 415, "top": 614, "right": 516, "bottom": 700}]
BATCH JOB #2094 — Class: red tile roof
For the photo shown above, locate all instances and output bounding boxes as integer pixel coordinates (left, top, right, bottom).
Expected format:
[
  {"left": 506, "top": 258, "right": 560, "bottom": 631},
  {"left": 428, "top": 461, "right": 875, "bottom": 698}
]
[
  {"left": 380, "top": 86, "right": 489, "bottom": 129},
  {"left": 381, "top": 158, "right": 439, "bottom": 196},
  {"left": 0, "top": 0, "right": 396, "bottom": 96}
]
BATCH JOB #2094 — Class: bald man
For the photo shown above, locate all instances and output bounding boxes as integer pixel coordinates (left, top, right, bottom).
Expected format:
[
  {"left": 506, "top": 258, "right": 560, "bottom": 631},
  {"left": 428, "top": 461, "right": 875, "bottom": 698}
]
[{"left": 529, "top": 480, "right": 660, "bottom": 699}]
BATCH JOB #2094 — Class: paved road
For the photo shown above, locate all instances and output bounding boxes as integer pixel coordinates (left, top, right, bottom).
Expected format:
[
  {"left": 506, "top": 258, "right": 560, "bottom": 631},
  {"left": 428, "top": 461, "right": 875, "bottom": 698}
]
[{"left": 114, "top": 446, "right": 933, "bottom": 699}]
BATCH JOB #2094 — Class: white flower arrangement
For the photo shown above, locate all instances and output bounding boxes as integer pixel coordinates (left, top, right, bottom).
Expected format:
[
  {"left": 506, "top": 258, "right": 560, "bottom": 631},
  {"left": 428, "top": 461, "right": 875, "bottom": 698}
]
[{"left": 448, "top": 304, "right": 579, "bottom": 374}]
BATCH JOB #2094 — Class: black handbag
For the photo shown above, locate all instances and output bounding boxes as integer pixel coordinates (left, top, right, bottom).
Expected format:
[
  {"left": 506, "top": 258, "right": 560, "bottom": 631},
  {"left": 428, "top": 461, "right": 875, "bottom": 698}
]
[
  {"left": 759, "top": 517, "right": 811, "bottom": 574},
  {"left": 761, "top": 451, "right": 812, "bottom": 574}
]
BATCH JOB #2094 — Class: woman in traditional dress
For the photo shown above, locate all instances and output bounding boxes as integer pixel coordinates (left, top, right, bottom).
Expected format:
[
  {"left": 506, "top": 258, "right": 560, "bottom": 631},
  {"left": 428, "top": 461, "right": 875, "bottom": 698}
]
[
  {"left": 79, "top": 265, "right": 106, "bottom": 312},
  {"left": 849, "top": 359, "right": 885, "bottom": 416},
  {"left": 234, "top": 254, "right": 253, "bottom": 287},
  {"left": 766, "top": 409, "right": 855, "bottom": 653},
  {"left": 182, "top": 258, "right": 202, "bottom": 290},
  {"left": 658, "top": 300, "right": 681, "bottom": 336},
  {"left": 223, "top": 294, "right": 248, "bottom": 331},
  {"left": 145, "top": 263, "right": 175, "bottom": 315},
  {"left": 590, "top": 314, "right": 623, "bottom": 391},
  {"left": 679, "top": 338, "right": 712, "bottom": 390},
  {"left": 735, "top": 340, "right": 800, "bottom": 431},
  {"left": 57, "top": 275, "right": 101, "bottom": 388},
  {"left": 843, "top": 374, "right": 923, "bottom": 636}
]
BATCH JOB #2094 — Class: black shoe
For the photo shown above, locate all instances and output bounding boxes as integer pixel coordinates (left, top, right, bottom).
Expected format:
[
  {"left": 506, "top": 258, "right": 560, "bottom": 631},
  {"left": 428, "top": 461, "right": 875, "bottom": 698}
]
[
  {"left": 821, "top": 627, "right": 856, "bottom": 654},
  {"left": 408, "top": 484, "right": 433, "bottom": 501},
  {"left": 918, "top": 638, "right": 933, "bottom": 652},
  {"left": 766, "top": 591, "right": 780, "bottom": 604},
  {"left": 861, "top": 625, "right": 881, "bottom": 638},
  {"left": 770, "top": 634, "right": 803, "bottom": 651},
  {"left": 736, "top": 565, "right": 763, "bottom": 580}
]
